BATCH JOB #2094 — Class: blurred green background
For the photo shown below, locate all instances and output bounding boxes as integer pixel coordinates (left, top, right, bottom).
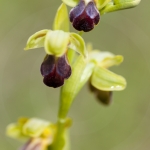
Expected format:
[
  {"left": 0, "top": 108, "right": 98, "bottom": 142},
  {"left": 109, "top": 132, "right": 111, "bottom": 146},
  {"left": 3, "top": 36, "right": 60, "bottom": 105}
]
[{"left": 0, "top": 0, "right": 150, "bottom": 149}]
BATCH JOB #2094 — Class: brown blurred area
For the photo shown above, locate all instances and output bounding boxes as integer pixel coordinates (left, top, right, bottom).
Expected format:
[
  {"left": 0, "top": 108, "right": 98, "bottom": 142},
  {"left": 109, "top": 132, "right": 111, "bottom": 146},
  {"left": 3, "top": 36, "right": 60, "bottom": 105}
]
[{"left": 0, "top": 0, "right": 150, "bottom": 150}]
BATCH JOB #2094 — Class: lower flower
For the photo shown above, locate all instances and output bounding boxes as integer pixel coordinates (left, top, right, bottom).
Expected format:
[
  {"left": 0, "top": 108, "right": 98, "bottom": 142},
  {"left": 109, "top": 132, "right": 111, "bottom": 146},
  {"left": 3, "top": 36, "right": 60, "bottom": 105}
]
[{"left": 40, "top": 54, "right": 71, "bottom": 88}]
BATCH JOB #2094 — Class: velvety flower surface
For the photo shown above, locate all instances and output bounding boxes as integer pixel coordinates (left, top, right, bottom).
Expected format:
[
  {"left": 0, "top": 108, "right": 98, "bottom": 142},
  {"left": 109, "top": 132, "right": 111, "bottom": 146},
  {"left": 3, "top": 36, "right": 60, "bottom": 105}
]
[
  {"left": 69, "top": 0, "right": 100, "bottom": 32},
  {"left": 41, "top": 54, "right": 71, "bottom": 88}
]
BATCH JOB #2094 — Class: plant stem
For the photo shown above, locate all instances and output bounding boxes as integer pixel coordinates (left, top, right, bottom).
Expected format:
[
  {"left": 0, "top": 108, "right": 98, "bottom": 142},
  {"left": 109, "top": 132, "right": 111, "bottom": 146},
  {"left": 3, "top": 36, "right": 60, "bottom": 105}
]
[{"left": 49, "top": 57, "right": 95, "bottom": 150}]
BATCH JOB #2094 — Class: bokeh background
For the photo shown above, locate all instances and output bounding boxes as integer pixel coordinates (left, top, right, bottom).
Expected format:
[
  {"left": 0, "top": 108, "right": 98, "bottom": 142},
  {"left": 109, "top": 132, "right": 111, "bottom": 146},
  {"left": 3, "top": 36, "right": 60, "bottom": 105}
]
[{"left": 0, "top": 0, "right": 150, "bottom": 149}]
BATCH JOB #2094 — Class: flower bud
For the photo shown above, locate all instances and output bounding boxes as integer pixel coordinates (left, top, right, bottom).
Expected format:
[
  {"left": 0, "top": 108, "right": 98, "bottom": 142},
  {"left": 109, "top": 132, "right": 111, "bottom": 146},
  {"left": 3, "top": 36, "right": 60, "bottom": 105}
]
[
  {"left": 69, "top": 0, "right": 100, "bottom": 32},
  {"left": 41, "top": 54, "right": 71, "bottom": 88}
]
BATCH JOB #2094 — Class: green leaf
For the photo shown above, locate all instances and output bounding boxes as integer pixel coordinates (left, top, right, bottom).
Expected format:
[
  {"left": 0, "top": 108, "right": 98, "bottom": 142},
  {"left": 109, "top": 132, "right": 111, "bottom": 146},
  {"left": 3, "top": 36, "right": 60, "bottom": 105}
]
[
  {"left": 44, "top": 30, "right": 70, "bottom": 56},
  {"left": 91, "top": 66, "right": 126, "bottom": 91},
  {"left": 22, "top": 118, "right": 50, "bottom": 138},
  {"left": 62, "top": 0, "right": 79, "bottom": 7},
  {"left": 101, "top": 0, "right": 141, "bottom": 14},
  {"left": 53, "top": 3, "right": 69, "bottom": 32},
  {"left": 69, "top": 33, "right": 87, "bottom": 58},
  {"left": 24, "top": 30, "right": 49, "bottom": 50}
]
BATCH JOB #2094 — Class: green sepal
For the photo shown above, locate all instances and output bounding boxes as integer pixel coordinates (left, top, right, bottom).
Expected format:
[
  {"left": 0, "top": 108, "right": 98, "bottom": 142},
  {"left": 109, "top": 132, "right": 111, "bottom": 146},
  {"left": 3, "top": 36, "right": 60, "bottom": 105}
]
[
  {"left": 44, "top": 30, "right": 70, "bottom": 56},
  {"left": 101, "top": 0, "right": 141, "bottom": 15},
  {"left": 53, "top": 3, "right": 69, "bottom": 32},
  {"left": 69, "top": 33, "right": 87, "bottom": 58},
  {"left": 6, "top": 123, "right": 29, "bottom": 141},
  {"left": 100, "top": 55, "right": 123, "bottom": 68},
  {"left": 89, "top": 50, "right": 123, "bottom": 68},
  {"left": 22, "top": 118, "right": 50, "bottom": 138},
  {"left": 62, "top": 0, "right": 79, "bottom": 7},
  {"left": 91, "top": 66, "right": 126, "bottom": 91},
  {"left": 24, "top": 30, "right": 49, "bottom": 50}
]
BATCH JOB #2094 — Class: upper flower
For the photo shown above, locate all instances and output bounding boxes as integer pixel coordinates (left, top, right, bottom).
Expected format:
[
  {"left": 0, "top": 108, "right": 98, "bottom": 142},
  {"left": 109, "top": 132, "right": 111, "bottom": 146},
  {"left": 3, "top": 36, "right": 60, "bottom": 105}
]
[
  {"left": 24, "top": 3, "right": 87, "bottom": 88},
  {"left": 63, "top": 0, "right": 141, "bottom": 31},
  {"left": 69, "top": 0, "right": 100, "bottom": 32}
]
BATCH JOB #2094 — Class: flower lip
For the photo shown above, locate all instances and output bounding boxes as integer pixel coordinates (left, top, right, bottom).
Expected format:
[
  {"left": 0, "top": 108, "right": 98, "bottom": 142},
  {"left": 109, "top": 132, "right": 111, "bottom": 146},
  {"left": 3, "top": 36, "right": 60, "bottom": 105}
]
[
  {"left": 69, "top": 0, "right": 100, "bottom": 32},
  {"left": 41, "top": 54, "right": 71, "bottom": 88}
]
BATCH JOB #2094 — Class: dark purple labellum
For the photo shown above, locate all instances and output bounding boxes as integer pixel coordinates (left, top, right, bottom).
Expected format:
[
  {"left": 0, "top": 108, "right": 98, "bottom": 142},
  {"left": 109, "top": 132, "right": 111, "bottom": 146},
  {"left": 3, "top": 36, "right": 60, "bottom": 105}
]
[
  {"left": 89, "top": 83, "right": 113, "bottom": 105},
  {"left": 69, "top": 0, "right": 100, "bottom": 32},
  {"left": 41, "top": 54, "right": 71, "bottom": 88}
]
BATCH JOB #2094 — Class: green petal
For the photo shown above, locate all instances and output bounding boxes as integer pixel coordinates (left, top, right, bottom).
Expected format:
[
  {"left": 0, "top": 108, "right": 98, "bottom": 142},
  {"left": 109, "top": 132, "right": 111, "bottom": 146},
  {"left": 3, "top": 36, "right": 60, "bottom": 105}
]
[
  {"left": 53, "top": 3, "right": 69, "bottom": 32},
  {"left": 24, "top": 30, "right": 49, "bottom": 50},
  {"left": 89, "top": 51, "right": 114, "bottom": 63},
  {"left": 62, "top": 0, "right": 79, "bottom": 7},
  {"left": 95, "top": 0, "right": 111, "bottom": 10},
  {"left": 69, "top": 33, "right": 87, "bottom": 58},
  {"left": 44, "top": 30, "right": 70, "bottom": 56},
  {"left": 100, "top": 55, "right": 123, "bottom": 68},
  {"left": 101, "top": 0, "right": 141, "bottom": 14},
  {"left": 89, "top": 50, "right": 123, "bottom": 68},
  {"left": 91, "top": 66, "right": 126, "bottom": 91},
  {"left": 22, "top": 118, "right": 50, "bottom": 138}
]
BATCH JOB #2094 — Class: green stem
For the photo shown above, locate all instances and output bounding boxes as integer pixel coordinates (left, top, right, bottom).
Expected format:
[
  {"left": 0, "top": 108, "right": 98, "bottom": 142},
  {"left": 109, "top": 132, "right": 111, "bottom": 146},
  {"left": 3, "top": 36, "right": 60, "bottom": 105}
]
[{"left": 49, "top": 57, "right": 95, "bottom": 150}]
